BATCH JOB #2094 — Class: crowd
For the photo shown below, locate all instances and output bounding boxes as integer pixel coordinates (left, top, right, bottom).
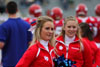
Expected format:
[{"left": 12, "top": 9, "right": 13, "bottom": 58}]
[{"left": 0, "top": 1, "right": 100, "bottom": 67}]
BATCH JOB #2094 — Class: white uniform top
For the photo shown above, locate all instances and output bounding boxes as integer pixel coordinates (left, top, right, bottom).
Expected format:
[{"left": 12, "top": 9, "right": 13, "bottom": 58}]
[
  {"left": 40, "top": 40, "right": 49, "bottom": 52},
  {"left": 64, "top": 35, "right": 75, "bottom": 47}
]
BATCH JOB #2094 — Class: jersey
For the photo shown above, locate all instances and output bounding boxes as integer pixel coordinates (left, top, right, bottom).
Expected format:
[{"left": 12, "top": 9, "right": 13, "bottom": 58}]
[
  {"left": 24, "top": 17, "right": 37, "bottom": 34},
  {"left": 76, "top": 16, "right": 97, "bottom": 37},
  {"left": 93, "top": 16, "right": 100, "bottom": 43},
  {"left": 24, "top": 17, "right": 37, "bottom": 26},
  {"left": 0, "top": 18, "right": 32, "bottom": 66},
  {"left": 54, "top": 19, "right": 64, "bottom": 36},
  {"left": 76, "top": 16, "right": 95, "bottom": 29}
]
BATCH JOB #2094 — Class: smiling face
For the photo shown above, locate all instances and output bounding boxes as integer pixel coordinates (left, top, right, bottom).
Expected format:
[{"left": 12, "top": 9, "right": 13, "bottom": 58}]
[
  {"left": 40, "top": 21, "right": 54, "bottom": 41},
  {"left": 64, "top": 20, "right": 78, "bottom": 38}
]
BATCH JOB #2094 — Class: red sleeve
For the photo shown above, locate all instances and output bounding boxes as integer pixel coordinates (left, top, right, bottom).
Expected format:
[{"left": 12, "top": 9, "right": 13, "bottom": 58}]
[
  {"left": 82, "top": 39, "right": 92, "bottom": 67},
  {"left": 16, "top": 44, "right": 38, "bottom": 67},
  {"left": 93, "top": 48, "right": 100, "bottom": 67}
]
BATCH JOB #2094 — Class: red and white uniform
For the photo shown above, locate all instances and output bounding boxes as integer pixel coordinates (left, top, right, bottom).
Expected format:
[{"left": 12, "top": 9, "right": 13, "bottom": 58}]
[
  {"left": 76, "top": 16, "right": 95, "bottom": 29},
  {"left": 82, "top": 37, "right": 100, "bottom": 67},
  {"left": 50, "top": 7, "right": 63, "bottom": 36},
  {"left": 24, "top": 17, "right": 37, "bottom": 34},
  {"left": 76, "top": 3, "right": 97, "bottom": 34},
  {"left": 56, "top": 35, "right": 92, "bottom": 67},
  {"left": 54, "top": 19, "right": 64, "bottom": 36},
  {"left": 24, "top": 4, "right": 42, "bottom": 34},
  {"left": 24, "top": 4, "right": 41, "bottom": 26},
  {"left": 76, "top": 16, "right": 97, "bottom": 36},
  {"left": 93, "top": 17, "right": 100, "bottom": 44},
  {"left": 24, "top": 17, "right": 37, "bottom": 26},
  {"left": 16, "top": 41, "right": 55, "bottom": 67}
]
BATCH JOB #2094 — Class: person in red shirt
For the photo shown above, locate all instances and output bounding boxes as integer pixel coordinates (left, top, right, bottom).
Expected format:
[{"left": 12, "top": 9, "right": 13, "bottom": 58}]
[
  {"left": 24, "top": 4, "right": 42, "bottom": 25},
  {"left": 50, "top": 7, "right": 64, "bottom": 37},
  {"left": 16, "top": 16, "right": 56, "bottom": 67},
  {"left": 76, "top": 3, "right": 97, "bottom": 38},
  {"left": 79, "top": 23, "right": 100, "bottom": 67},
  {"left": 55, "top": 16, "right": 92, "bottom": 67},
  {"left": 93, "top": 4, "right": 100, "bottom": 46},
  {"left": 24, "top": 4, "right": 42, "bottom": 34}
]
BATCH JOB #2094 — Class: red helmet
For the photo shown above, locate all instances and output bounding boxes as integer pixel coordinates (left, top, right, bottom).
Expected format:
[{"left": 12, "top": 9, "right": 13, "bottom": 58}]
[
  {"left": 51, "top": 7, "right": 63, "bottom": 20},
  {"left": 76, "top": 3, "right": 88, "bottom": 16},
  {"left": 95, "top": 4, "right": 100, "bottom": 16},
  {"left": 29, "top": 4, "right": 42, "bottom": 17}
]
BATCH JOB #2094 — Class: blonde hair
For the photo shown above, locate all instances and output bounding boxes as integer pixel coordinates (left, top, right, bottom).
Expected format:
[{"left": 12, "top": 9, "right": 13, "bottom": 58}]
[
  {"left": 30, "top": 16, "right": 55, "bottom": 47},
  {"left": 60, "top": 16, "right": 82, "bottom": 51}
]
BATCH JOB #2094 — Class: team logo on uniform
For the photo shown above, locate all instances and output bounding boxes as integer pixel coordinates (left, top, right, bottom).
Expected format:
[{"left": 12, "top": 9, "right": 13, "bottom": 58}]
[
  {"left": 71, "top": 47, "right": 80, "bottom": 50},
  {"left": 59, "top": 46, "right": 63, "bottom": 50},
  {"left": 44, "top": 56, "right": 49, "bottom": 61}
]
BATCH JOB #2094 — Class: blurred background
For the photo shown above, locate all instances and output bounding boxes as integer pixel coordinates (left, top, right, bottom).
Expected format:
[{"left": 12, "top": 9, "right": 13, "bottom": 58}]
[{"left": 0, "top": 0, "right": 100, "bottom": 17}]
